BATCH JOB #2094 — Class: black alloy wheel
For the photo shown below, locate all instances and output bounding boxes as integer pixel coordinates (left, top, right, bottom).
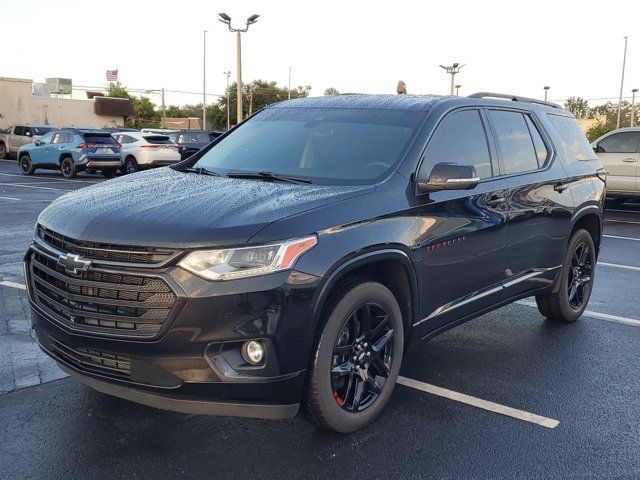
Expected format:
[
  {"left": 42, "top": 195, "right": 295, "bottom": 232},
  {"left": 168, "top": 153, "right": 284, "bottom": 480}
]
[
  {"left": 331, "top": 303, "right": 394, "bottom": 412},
  {"left": 567, "top": 241, "right": 592, "bottom": 310}
]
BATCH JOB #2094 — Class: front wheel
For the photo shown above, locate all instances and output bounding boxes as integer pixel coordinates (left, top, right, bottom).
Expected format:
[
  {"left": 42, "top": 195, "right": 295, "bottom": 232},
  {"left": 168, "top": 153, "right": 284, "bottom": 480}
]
[
  {"left": 0, "top": 143, "right": 7, "bottom": 159},
  {"left": 305, "top": 281, "right": 404, "bottom": 433},
  {"left": 19, "top": 154, "right": 35, "bottom": 175},
  {"left": 60, "top": 157, "right": 76, "bottom": 178},
  {"left": 535, "top": 229, "right": 596, "bottom": 322}
]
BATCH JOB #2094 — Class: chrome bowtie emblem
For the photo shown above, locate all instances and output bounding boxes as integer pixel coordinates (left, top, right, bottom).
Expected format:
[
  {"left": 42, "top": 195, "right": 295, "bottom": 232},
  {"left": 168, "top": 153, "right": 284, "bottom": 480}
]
[{"left": 57, "top": 253, "right": 92, "bottom": 274}]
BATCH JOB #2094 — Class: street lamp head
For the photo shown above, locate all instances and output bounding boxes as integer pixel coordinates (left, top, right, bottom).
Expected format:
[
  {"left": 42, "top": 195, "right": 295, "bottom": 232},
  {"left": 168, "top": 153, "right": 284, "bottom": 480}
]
[
  {"left": 544, "top": 86, "right": 550, "bottom": 90},
  {"left": 247, "top": 14, "right": 260, "bottom": 24},
  {"left": 452, "top": 62, "right": 459, "bottom": 68},
  {"left": 218, "top": 12, "right": 231, "bottom": 23},
  {"left": 439, "top": 65, "right": 448, "bottom": 70},
  {"left": 633, "top": 88, "right": 639, "bottom": 93},
  {"left": 455, "top": 84, "right": 461, "bottom": 88}
]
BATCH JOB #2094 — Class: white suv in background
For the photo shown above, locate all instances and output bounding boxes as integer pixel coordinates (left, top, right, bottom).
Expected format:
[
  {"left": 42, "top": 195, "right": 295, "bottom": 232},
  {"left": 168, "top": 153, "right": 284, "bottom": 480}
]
[
  {"left": 112, "top": 132, "right": 181, "bottom": 174},
  {"left": 592, "top": 127, "right": 640, "bottom": 205}
]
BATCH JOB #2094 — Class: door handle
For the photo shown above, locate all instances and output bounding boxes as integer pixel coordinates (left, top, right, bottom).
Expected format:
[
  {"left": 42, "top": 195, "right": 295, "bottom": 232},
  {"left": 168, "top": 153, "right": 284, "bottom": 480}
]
[
  {"left": 622, "top": 158, "right": 637, "bottom": 163},
  {"left": 486, "top": 196, "right": 506, "bottom": 207},
  {"left": 554, "top": 182, "right": 568, "bottom": 192},
  {"left": 57, "top": 146, "right": 65, "bottom": 150}
]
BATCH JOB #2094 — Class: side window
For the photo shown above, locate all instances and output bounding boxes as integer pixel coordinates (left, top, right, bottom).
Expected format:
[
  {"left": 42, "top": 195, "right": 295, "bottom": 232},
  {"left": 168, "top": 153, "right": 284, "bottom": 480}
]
[
  {"left": 14, "top": 126, "right": 25, "bottom": 136},
  {"left": 115, "top": 135, "right": 124, "bottom": 144},
  {"left": 39, "top": 132, "right": 55, "bottom": 144},
  {"left": 64, "top": 133, "right": 75, "bottom": 143},
  {"left": 546, "top": 114, "right": 596, "bottom": 161},
  {"left": 51, "top": 132, "right": 64, "bottom": 144},
  {"left": 525, "top": 116, "right": 548, "bottom": 166},
  {"left": 420, "top": 109, "right": 493, "bottom": 180},
  {"left": 596, "top": 132, "right": 640, "bottom": 153},
  {"left": 488, "top": 110, "right": 539, "bottom": 175}
]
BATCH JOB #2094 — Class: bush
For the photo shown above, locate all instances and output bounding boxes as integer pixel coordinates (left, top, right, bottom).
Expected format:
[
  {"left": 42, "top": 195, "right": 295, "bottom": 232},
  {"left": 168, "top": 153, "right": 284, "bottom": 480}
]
[{"left": 586, "top": 121, "right": 614, "bottom": 143}]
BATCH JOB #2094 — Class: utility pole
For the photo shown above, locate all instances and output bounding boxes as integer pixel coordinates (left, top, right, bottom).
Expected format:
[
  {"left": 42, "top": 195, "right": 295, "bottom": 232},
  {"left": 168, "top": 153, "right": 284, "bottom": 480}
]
[
  {"left": 288, "top": 66, "right": 291, "bottom": 100},
  {"left": 203, "top": 30, "right": 207, "bottom": 130},
  {"left": 631, "top": 88, "right": 638, "bottom": 127},
  {"left": 543, "top": 86, "right": 550, "bottom": 102},
  {"left": 439, "top": 63, "right": 464, "bottom": 95},
  {"left": 219, "top": 13, "right": 259, "bottom": 125},
  {"left": 161, "top": 87, "right": 165, "bottom": 128},
  {"left": 223, "top": 71, "right": 231, "bottom": 130},
  {"left": 249, "top": 86, "right": 254, "bottom": 116},
  {"left": 617, "top": 36, "right": 628, "bottom": 129},
  {"left": 455, "top": 84, "right": 461, "bottom": 96}
]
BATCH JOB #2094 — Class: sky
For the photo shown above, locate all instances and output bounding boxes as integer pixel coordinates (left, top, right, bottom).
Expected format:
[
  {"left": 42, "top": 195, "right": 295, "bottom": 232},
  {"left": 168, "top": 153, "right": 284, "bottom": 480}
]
[{"left": 3, "top": 0, "right": 640, "bottom": 108}]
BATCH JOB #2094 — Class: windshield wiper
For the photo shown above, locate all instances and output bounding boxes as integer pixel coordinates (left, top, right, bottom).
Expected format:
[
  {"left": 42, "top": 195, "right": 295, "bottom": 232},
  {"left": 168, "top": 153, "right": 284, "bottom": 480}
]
[
  {"left": 226, "top": 171, "right": 312, "bottom": 184},
  {"left": 185, "top": 166, "right": 221, "bottom": 177}
]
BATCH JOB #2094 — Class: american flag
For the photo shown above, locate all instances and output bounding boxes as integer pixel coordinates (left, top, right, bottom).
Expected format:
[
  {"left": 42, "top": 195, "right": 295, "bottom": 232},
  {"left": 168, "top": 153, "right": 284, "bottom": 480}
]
[{"left": 106, "top": 69, "right": 118, "bottom": 82}]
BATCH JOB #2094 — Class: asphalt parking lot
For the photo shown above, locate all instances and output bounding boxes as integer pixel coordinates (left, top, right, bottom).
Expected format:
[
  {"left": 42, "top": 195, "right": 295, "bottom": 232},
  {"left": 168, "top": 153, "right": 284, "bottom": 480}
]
[{"left": 1, "top": 158, "right": 639, "bottom": 479}]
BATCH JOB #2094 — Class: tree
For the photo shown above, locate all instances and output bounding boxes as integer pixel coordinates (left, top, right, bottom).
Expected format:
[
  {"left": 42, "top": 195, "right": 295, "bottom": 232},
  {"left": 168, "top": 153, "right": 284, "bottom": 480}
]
[
  {"left": 586, "top": 121, "right": 614, "bottom": 143},
  {"left": 106, "top": 82, "right": 130, "bottom": 99},
  {"left": 324, "top": 87, "right": 340, "bottom": 96},
  {"left": 564, "top": 97, "right": 590, "bottom": 118}
]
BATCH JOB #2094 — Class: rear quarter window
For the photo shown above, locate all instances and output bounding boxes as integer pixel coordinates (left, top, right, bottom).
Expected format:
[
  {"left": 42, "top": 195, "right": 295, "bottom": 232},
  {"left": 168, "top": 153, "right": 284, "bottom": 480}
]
[{"left": 546, "top": 114, "right": 596, "bottom": 162}]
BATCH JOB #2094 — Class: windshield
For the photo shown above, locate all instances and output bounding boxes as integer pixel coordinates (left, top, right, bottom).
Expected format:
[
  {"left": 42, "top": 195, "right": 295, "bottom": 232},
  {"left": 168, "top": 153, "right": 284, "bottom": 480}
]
[
  {"left": 193, "top": 107, "right": 424, "bottom": 184},
  {"left": 32, "top": 126, "right": 53, "bottom": 135}
]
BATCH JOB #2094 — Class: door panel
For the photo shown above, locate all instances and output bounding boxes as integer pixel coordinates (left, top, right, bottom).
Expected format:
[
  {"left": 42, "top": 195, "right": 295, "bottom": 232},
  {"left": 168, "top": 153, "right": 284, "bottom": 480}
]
[{"left": 595, "top": 131, "right": 640, "bottom": 194}]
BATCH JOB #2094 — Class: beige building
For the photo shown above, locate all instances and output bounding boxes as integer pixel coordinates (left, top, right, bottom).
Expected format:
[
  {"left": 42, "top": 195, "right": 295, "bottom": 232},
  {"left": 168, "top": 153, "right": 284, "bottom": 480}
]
[{"left": 0, "top": 77, "right": 134, "bottom": 130}]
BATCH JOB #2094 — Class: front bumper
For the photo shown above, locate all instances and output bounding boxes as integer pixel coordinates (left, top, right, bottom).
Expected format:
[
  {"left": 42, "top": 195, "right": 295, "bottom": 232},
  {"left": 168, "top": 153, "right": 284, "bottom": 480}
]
[{"left": 26, "top": 243, "right": 322, "bottom": 417}]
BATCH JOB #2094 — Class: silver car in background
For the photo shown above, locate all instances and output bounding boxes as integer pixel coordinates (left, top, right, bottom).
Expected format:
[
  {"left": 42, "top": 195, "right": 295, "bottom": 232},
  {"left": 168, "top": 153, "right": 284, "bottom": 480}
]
[
  {"left": 592, "top": 127, "right": 640, "bottom": 205},
  {"left": 112, "top": 132, "right": 181, "bottom": 174}
]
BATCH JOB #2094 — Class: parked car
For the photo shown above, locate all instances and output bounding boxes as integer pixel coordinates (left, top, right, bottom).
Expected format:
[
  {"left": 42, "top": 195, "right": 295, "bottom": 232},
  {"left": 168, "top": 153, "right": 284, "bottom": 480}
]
[
  {"left": 112, "top": 132, "right": 181, "bottom": 173},
  {"left": 28, "top": 93, "right": 604, "bottom": 433},
  {"left": 0, "top": 125, "right": 54, "bottom": 158},
  {"left": 101, "top": 127, "right": 139, "bottom": 133},
  {"left": 592, "top": 127, "right": 640, "bottom": 205},
  {"left": 18, "top": 129, "right": 122, "bottom": 178},
  {"left": 166, "top": 130, "right": 224, "bottom": 160}
]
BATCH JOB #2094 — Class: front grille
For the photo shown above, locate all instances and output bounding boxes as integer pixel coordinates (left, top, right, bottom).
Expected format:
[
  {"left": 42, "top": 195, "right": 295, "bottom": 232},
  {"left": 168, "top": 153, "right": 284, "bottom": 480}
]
[
  {"left": 49, "top": 335, "right": 131, "bottom": 379},
  {"left": 29, "top": 251, "right": 177, "bottom": 338},
  {"left": 37, "top": 225, "right": 176, "bottom": 265}
]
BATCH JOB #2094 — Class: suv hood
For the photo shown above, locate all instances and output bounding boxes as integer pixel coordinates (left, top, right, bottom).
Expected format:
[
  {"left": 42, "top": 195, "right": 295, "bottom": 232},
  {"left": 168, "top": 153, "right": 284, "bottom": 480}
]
[{"left": 37, "top": 168, "right": 374, "bottom": 248}]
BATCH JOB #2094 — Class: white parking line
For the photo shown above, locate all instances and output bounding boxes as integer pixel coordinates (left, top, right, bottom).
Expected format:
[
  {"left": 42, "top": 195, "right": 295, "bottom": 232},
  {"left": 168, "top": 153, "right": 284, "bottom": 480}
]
[
  {"left": 603, "top": 234, "right": 640, "bottom": 242},
  {"left": 599, "top": 261, "right": 640, "bottom": 273},
  {"left": 605, "top": 219, "right": 640, "bottom": 225},
  {"left": 0, "top": 182, "right": 64, "bottom": 191},
  {"left": 396, "top": 376, "right": 559, "bottom": 428},
  {"left": 516, "top": 299, "right": 640, "bottom": 327},
  {"left": 0, "top": 196, "right": 20, "bottom": 201},
  {"left": 0, "top": 172, "right": 101, "bottom": 184},
  {"left": 0, "top": 280, "right": 26, "bottom": 290}
]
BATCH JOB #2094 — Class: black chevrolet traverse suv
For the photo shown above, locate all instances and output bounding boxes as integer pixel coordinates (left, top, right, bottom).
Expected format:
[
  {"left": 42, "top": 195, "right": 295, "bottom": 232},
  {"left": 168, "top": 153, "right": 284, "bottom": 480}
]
[{"left": 27, "top": 93, "right": 605, "bottom": 433}]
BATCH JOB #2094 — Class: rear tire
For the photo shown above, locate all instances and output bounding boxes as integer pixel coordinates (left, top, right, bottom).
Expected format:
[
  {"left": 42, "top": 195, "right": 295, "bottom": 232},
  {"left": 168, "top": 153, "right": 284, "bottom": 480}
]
[
  {"left": 305, "top": 281, "right": 404, "bottom": 433},
  {"left": 19, "top": 154, "right": 35, "bottom": 175},
  {"left": 60, "top": 156, "right": 76, "bottom": 178},
  {"left": 535, "top": 229, "right": 596, "bottom": 322},
  {"left": 123, "top": 157, "right": 139, "bottom": 174}
]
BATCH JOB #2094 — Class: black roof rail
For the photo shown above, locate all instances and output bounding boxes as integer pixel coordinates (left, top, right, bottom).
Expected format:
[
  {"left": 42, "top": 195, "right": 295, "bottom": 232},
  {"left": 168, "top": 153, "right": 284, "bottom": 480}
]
[{"left": 467, "top": 92, "right": 562, "bottom": 109}]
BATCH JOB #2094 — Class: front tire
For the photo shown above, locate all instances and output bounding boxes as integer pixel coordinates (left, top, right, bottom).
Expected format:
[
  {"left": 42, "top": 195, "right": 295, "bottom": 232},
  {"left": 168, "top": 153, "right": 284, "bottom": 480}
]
[
  {"left": 60, "top": 157, "right": 76, "bottom": 178},
  {"left": 535, "top": 229, "right": 596, "bottom": 322},
  {"left": 305, "top": 281, "right": 404, "bottom": 433},
  {"left": 0, "top": 143, "right": 7, "bottom": 159},
  {"left": 19, "top": 154, "right": 35, "bottom": 175}
]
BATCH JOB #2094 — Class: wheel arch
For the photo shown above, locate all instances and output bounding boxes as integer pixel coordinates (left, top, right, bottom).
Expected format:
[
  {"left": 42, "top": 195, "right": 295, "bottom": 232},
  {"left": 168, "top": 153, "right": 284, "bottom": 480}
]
[
  {"left": 59, "top": 153, "right": 73, "bottom": 164},
  {"left": 311, "top": 248, "right": 419, "bottom": 349}
]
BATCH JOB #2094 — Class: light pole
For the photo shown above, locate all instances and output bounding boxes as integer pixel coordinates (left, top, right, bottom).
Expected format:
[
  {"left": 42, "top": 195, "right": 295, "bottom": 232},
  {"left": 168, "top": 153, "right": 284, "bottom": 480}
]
[
  {"left": 439, "top": 63, "right": 464, "bottom": 96},
  {"left": 145, "top": 88, "right": 165, "bottom": 128},
  {"left": 617, "top": 36, "right": 628, "bottom": 129},
  {"left": 543, "top": 86, "right": 550, "bottom": 102},
  {"left": 219, "top": 13, "right": 259, "bottom": 125},
  {"left": 455, "top": 84, "right": 461, "bottom": 96},
  {"left": 631, "top": 88, "right": 638, "bottom": 127},
  {"left": 223, "top": 71, "right": 231, "bottom": 130},
  {"left": 203, "top": 30, "right": 207, "bottom": 130}
]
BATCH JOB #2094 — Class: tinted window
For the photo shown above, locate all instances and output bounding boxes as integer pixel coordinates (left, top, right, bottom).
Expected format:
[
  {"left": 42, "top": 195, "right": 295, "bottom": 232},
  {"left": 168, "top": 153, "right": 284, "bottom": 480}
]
[
  {"left": 31, "top": 126, "right": 53, "bottom": 136},
  {"left": 177, "top": 132, "right": 211, "bottom": 144},
  {"left": 13, "top": 126, "right": 25, "bottom": 136},
  {"left": 51, "top": 132, "right": 63, "bottom": 144},
  {"left": 596, "top": 131, "right": 640, "bottom": 153},
  {"left": 546, "top": 114, "right": 596, "bottom": 161},
  {"left": 143, "top": 135, "right": 173, "bottom": 145},
  {"left": 194, "top": 107, "right": 424, "bottom": 185},
  {"left": 39, "top": 132, "right": 55, "bottom": 144},
  {"left": 488, "top": 110, "right": 539, "bottom": 175},
  {"left": 420, "top": 109, "right": 492, "bottom": 179},
  {"left": 525, "top": 116, "right": 548, "bottom": 166},
  {"left": 83, "top": 134, "right": 116, "bottom": 144}
]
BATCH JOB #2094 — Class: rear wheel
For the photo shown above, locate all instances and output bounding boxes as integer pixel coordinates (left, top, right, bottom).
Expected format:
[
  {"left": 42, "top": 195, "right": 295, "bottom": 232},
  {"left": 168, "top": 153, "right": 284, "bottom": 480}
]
[
  {"left": 19, "top": 154, "right": 35, "bottom": 175},
  {"left": 535, "top": 229, "right": 596, "bottom": 322},
  {"left": 123, "top": 157, "right": 139, "bottom": 174},
  {"left": 60, "top": 157, "right": 76, "bottom": 178},
  {"left": 305, "top": 281, "right": 404, "bottom": 433},
  {"left": 0, "top": 143, "right": 6, "bottom": 159}
]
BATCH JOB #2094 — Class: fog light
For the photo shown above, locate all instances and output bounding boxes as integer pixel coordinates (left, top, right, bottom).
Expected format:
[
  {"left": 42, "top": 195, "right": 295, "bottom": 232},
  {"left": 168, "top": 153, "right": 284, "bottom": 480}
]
[{"left": 242, "top": 340, "right": 264, "bottom": 365}]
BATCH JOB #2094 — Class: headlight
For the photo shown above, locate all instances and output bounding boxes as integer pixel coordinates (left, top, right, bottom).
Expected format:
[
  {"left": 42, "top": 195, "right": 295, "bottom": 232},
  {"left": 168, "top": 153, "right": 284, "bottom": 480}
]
[{"left": 179, "top": 235, "right": 317, "bottom": 281}]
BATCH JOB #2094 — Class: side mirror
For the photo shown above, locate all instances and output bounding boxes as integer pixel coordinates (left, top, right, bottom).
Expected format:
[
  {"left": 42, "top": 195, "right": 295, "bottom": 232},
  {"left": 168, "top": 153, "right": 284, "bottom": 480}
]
[
  {"left": 34, "top": 140, "right": 44, "bottom": 146},
  {"left": 417, "top": 162, "right": 480, "bottom": 194},
  {"left": 25, "top": 131, "right": 32, "bottom": 137}
]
